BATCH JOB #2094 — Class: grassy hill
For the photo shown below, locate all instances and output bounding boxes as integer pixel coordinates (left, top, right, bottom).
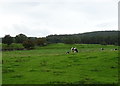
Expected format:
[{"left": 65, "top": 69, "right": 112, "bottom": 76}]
[
  {"left": 2, "top": 43, "right": 118, "bottom": 84},
  {"left": 46, "top": 31, "right": 119, "bottom": 45}
]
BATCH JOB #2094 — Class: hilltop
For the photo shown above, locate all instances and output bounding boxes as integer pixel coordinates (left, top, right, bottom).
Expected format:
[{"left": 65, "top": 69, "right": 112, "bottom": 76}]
[{"left": 46, "top": 30, "right": 119, "bottom": 45}]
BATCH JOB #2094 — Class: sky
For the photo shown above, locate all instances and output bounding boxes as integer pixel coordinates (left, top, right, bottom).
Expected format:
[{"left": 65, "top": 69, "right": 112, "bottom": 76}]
[{"left": 0, "top": 0, "right": 119, "bottom": 37}]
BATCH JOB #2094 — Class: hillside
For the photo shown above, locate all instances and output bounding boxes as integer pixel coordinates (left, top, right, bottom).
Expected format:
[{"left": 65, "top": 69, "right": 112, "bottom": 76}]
[
  {"left": 46, "top": 31, "right": 119, "bottom": 45},
  {"left": 77, "top": 31, "right": 119, "bottom": 36},
  {"left": 2, "top": 43, "right": 118, "bottom": 84},
  {"left": 1, "top": 30, "right": 119, "bottom": 46}
]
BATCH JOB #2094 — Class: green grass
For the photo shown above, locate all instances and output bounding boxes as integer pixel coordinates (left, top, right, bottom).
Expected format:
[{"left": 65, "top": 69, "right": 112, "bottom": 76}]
[
  {"left": 2, "top": 43, "right": 24, "bottom": 49},
  {"left": 2, "top": 43, "right": 118, "bottom": 84}
]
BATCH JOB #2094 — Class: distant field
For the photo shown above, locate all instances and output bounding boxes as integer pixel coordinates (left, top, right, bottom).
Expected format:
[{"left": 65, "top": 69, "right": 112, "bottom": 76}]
[{"left": 2, "top": 43, "right": 118, "bottom": 84}]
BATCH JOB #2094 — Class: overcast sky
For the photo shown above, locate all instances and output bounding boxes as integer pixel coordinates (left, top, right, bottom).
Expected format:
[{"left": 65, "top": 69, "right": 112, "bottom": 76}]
[{"left": 0, "top": 0, "right": 119, "bottom": 37}]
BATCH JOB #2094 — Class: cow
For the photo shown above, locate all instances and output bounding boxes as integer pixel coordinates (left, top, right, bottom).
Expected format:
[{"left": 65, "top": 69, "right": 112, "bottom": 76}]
[
  {"left": 74, "top": 47, "right": 78, "bottom": 53},
  {"left": 101, "top": 48, "right": 104, "bottom": 50},
  {"left": 66, "top": 51, "right": 70, "bottom": 54},
  {"left": 71, "top": 47, "right": 78, "bottom": 53},
  {"left": 71, "top": 47, "right": 74, "bottom": 52},
  {"left": 113, "top": 48, "right": 118, "bottom": 51}
]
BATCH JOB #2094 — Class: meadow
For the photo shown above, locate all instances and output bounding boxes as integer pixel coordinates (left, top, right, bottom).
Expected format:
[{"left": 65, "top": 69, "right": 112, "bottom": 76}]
[{"left": 2, "top": 43, "right": 118, "bottom": 84}]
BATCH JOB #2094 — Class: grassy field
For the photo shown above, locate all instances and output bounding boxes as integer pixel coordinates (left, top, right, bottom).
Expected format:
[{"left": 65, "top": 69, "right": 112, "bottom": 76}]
[{"left": 2, "top": 43, "right": 118, "bottom": 84}]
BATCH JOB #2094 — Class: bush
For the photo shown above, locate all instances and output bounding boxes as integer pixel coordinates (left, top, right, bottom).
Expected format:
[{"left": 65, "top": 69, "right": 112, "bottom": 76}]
[{"left": 23, "top": 40, "right": 35, "bottom": 49}]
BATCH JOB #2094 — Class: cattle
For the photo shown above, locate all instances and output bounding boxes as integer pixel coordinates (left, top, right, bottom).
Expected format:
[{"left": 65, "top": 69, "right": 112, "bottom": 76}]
[
  {"left": 101, "top": 48, "right": 104, "bottom": 50},
  {"left": 66, "top": 51, "right": 70, "bottom": 54},
  {"left": 114, "top": 48, "right": 118, "bottom": 50},
  {"left": 71, "top": 47, "right": 78, "bottom": 53},
  {"left": 112, "top": 48, "right": 118, "bottom": 51},
  {"left": 71, "top": 47, "right": 74, "bottom": 52},
  {"left": 74, "top": 47, "right": 78, "bottom": 53},
  {"left": 66, "top": 47, "right": 79, "bottom": 54}
]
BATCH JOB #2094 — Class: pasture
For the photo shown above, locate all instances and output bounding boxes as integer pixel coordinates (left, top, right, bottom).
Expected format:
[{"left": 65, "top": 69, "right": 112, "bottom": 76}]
[{"left": 2, "top": 43, "right": 118, "bottom": 84}]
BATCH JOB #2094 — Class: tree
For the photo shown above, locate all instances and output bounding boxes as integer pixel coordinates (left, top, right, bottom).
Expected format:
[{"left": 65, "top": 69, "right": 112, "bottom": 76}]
[
  {"left": 2, "top": 35, "right": 13, "bottom": 45},
  {"left": 15, "top": 34, "right": 27, "bottom": 43},
  {"left": 22, "top": 40, "right": 35, "bottom": 49},
  {"left": 63, "top": 37, "right": 75, "bottom": 44},
  {"left": 36, "top": 38, "right": 47, "bottom": 46}
]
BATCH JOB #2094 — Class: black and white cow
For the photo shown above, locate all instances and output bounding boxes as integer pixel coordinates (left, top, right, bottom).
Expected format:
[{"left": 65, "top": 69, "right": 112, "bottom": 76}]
[
  {"left": 66, "top": 51, "right": 70, "bottom": 54},
  {"left": 113, "top": 48, "right": 118, "bottom": 51},
  {"left": 71, "top": 47, "right": 78, "bottom": 53},
  {"left": 101, "top": 48, "right": 104, "bottom": 50},
  {"left": 73, "top": 47, "right": 78, "bottom": 53},
  {"left": 71, "top": 47, "right": 74, "bottom": 52}
]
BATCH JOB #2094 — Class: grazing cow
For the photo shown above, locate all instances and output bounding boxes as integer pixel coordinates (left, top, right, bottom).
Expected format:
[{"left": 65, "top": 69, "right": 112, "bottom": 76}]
[
  {"left": 101, "top": 48, "right": 104, "bottom": 50},
  {"left": 113, "top": 48, "right": 118, "bottom": 51},
  {"left": 71, "top": 47, "right": 74, "bottom": 52},
  {"left": 71, "top": 47, "right": 78, "bottom": 53},
  {"left": 66, "top": 51, "right": 70, "bottom": 54},
  {"left": 74, "top": 47, "right": 78, "bottom": 53}
]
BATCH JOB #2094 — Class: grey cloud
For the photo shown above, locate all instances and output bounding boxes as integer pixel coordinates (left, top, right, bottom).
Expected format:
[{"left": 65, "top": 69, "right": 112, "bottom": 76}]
[
  {"left": 12, "top": 24, "right": 51, "bottom": 37},
  {"left": 96, "top": 21, "right": 117, "bottom": 28},
  {"left": 0, "top": 0, "right": 118, "bottom": 37}
]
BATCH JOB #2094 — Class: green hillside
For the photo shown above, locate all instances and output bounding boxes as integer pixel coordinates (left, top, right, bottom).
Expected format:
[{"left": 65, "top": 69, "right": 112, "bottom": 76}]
[
  {"left": 46, "top": 31, "right": 119, "bottom": 45},
  {"left": 2, "top": 43, "right": 118, "bottom": 84}
]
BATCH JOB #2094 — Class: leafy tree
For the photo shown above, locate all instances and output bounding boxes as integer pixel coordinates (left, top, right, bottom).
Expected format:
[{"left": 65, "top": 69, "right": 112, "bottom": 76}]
[
  {"left": 22, "top": 40, "right": 35, "bottom": 49},
  {"left": 2, "top": 35, "right": 13, "bottom": 45},
  {"left": 36, "top": 38, "right": 47, "bottom": 46},
  {"left": 46, "top": 31, "right": 120, "bottom": 45},
  {"left": 28, "top": 37, "right": 37, "bottom": 42},
  {"left": 63, "top": 37, "right": 75, "bottom": 44},
  {"left": 15, "top": 34, "right": 27, "bottom": 43}
]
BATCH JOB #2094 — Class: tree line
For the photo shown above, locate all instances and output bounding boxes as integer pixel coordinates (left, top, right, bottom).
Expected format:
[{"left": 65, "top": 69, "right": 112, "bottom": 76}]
[
  {"left": 1, "top": 31, "right": 120, "bottom": 50},
  {"left": 2, "top": 34, "right": 47, "bottom": 50},
  {"left": 46, "top": 31, "right": 120, "bottom": 45}
]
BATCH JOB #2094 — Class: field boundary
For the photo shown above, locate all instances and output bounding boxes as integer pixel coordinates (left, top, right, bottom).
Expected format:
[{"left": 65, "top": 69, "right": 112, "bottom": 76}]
[{"left": 1, "top": 84, "right": 118, "bottom": 86}]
